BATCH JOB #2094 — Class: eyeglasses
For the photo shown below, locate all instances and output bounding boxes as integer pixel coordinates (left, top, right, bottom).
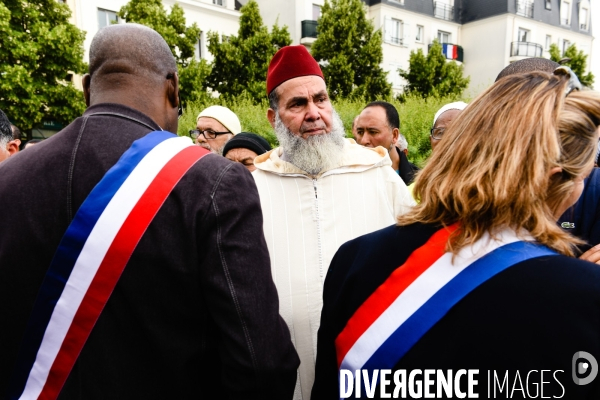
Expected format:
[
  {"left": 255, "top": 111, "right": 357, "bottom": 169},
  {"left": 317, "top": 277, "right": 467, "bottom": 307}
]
[
  {"left": 189, "top": 129, "right": 232, "bottom": 140},
  {"left": 553, "top": 66, "right": 582, "bottom": 96},
  {"left": 430, "top": 127, "right": 445, "bottom": 140}
]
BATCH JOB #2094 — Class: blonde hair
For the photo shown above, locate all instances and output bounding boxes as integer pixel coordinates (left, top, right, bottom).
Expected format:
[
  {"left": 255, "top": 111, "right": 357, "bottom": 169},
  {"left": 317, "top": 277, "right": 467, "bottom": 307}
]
[{"left": 400, "top": 72, "right": 600, "bottom": 256}]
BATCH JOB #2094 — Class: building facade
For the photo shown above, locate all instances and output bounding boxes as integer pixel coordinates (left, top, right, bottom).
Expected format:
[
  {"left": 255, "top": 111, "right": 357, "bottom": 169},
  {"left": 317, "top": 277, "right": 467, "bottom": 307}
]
[
  {"left": 67, "top": 0, "right": 593, "bottom": 97},
  {"left": 256, "top": 0, "right": 593, "bottom": 95}
]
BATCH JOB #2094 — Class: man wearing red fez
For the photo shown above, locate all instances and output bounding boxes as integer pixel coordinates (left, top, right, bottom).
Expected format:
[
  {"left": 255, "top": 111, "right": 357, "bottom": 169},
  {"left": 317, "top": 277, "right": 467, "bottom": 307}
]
[{"left": 252, "top": 45, "right": 415, "bottom": 400}]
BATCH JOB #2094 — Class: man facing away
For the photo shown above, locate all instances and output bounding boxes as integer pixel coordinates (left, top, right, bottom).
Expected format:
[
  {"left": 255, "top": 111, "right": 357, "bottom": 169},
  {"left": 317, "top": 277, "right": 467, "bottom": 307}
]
[
  {"left": 252, "top": 45, "right": 415, "bottom": 400},
  {"left": 0, "top": 24, "right": 298, "bottom": 399},
  {"left": 355, "top": 101, "right": 419, "bottom": 185}
]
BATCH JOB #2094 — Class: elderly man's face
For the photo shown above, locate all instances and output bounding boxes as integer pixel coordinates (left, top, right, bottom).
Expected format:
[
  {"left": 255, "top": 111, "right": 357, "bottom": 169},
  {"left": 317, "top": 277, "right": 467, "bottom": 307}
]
[
  {"left": 355, "top": 106, "right": 397, "bottom": 150},
  {"left": 267, "top": 75, "right": 333, "bottom": 138},
  {"left": 430, "top": 109, "right": 462, "bottom": 152},
  {"left": 225, "top": 147, "right": 259, "bottom": 172},
  {"left": 195, "top": 117, "right": 234, "bottom": 155}
]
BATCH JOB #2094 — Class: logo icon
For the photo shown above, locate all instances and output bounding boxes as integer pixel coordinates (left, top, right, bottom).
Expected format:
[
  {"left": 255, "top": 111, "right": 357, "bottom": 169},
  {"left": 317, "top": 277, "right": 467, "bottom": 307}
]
[
  {"left": 561, "top": 222, "right": 575, "bottom": 229},
  {"left": 572, "top": 351, "right": 598, "bottom": 385}
]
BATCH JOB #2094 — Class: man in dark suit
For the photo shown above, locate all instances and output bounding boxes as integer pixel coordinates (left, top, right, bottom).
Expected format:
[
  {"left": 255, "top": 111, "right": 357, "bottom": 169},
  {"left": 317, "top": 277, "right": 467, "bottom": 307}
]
[{"left": 0, "top": 23, "right": 298, "bottom": 399}]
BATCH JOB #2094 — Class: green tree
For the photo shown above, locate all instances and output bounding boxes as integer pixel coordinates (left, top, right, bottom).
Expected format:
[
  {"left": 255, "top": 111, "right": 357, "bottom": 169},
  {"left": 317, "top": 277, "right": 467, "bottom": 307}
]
[
  {"left": 311, "top": 0, "right": 391, "bottom": 100},
  {"left": 207, "top": 0, "right": 291, "bottom": 103},
  {"left": 398, "top": 41, "right": 469, "bottom": 98},
  {"left": 118, "top": 0, "right": 209, "bottom": 103},
  {"left": 549, "top": 43, "right": 594, "bottom": 88},
  {"left": 0, "top": 0, "right": 87, "bottom": 134}
]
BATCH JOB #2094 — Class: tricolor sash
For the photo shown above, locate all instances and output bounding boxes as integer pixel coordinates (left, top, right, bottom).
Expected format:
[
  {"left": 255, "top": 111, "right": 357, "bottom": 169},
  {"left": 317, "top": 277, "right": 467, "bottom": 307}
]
[
  {"left": 336, "top": 225, "right": 557, "bottom": 381},
  {"left": 9, "top": 131, "right": 209, "bottom": 400}
]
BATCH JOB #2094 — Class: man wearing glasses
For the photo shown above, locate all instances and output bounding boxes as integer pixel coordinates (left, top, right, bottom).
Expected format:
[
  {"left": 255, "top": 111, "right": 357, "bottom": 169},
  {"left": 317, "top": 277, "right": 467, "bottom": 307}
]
[{"left": 190, "top": 105, "right": 241, "bottom": 155}]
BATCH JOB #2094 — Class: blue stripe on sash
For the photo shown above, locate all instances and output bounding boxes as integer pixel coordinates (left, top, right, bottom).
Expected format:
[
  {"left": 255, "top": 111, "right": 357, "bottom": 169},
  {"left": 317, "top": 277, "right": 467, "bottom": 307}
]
[
  {"left": 361, "top": 241, "right": 556, "bottom": 373},
  {"left": 9, "top": 131, "right": 174, "bottom": 399}
]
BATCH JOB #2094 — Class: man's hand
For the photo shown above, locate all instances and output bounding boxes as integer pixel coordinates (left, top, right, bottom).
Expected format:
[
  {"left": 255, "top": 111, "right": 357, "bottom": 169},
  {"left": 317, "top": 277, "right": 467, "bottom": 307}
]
[{"left": 580, "top": 243, "right": 600, "bottom": 264}]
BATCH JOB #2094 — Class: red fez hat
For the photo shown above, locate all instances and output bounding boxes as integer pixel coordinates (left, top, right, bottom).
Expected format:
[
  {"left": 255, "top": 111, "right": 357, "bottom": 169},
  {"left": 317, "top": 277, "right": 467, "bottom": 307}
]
[{"left": 266, "top": 45, "right": 324, "bottom": 95}]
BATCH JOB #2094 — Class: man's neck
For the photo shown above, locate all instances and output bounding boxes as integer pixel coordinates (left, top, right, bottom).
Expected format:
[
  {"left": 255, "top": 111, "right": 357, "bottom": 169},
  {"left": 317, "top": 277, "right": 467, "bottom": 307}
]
[{"left": 390, "top": 146, "right": 400, "bottom": 171}]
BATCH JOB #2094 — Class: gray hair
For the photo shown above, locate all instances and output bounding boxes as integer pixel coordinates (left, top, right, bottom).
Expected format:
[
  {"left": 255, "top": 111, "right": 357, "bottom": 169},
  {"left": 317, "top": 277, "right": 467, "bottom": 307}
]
[
  {"left": 0, "top": 109, "right": 12, "bottom": 142},
  {"left": 396, "top": 133, "right": 408, "bottom": 152},
  {"left": 268, "top": 88, "right": 280, "bottom": 111}
]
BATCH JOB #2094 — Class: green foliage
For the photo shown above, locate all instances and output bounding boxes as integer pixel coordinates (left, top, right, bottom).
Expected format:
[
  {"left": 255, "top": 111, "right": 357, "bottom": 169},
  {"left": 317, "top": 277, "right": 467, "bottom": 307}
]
[
  {"left": 178, "top": 93, "right": 465, "bottom": 166},
  {"left": 0, "top": 0, "right": 87, "bottom": 133},
  {"left": 118, "top": 0, "right": 209, "bottom": 104},
  {"left": 178, "top": 59, "right": 212, "bottom": 105},
  {"left": 118, "top": 0, "right": 200, "bottom": 67},
  {"left": 206, "top": 1, "right": 291, "bottom": 103},
  {"left": 549, "top": 43, "right": 594, "bottom": 88},
  {"left": 311, "top": 0, "right": 391, "bottom": 101},
  {"left": 399, "top": 41, "right": 469, "bottom": 99}
]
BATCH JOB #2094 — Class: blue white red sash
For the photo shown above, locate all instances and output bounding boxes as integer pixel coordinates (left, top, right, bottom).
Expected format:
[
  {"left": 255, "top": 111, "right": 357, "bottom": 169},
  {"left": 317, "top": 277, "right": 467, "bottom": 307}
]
[
  {"left": 9, "top": 131, "right": 209, "bottom": 400},
  {"left": 336, "top": 225, "right": 557, "bottom": 377}
]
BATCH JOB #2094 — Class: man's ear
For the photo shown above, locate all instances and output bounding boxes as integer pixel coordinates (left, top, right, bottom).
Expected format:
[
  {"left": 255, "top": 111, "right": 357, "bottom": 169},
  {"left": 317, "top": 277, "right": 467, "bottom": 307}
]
[
  {"left": 267, "top": 108, "right": 276, "bottom": 129},
  {"left": 7, "top": 139, "right": 20, "bottom": 155},
  {"left": 549, "top": 166, "right": 562, "bottom": 179},
  {"left": 82, "top": 74, "right": 91, "bottom": 107},
  {"left": 392, "top": 127, "right": 399, "bottom": 144},
  {"left": 167, "top": 72, "right": 179, "bottom": 109}
]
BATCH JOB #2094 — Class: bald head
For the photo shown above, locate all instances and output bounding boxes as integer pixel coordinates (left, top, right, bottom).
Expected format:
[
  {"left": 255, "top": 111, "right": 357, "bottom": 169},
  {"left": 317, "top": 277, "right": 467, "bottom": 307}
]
[
  {"left": 83, "top": 24, "right": 180, "bottom": 132},
  {"left": 89, "top": 24, "right": 176, "bottom": 89},
  {"left": 496, "top": 58, "right": 560, "bottom": 81}
]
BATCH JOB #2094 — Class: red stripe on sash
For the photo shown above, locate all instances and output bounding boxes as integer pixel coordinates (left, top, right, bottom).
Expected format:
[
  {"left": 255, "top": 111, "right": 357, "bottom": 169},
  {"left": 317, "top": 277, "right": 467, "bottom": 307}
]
[
  {"left": 335, "top": 223, "right": 459, "bottom": 368},
  {"left": 40, "top": 146, "right": 208, "bottom": 399}
]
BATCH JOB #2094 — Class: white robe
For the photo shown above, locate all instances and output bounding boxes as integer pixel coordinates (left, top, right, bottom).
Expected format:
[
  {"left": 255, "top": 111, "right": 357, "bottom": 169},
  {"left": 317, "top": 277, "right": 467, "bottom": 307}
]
[{"left": 252, "top": 139, "right": 415, "bottom": 400}]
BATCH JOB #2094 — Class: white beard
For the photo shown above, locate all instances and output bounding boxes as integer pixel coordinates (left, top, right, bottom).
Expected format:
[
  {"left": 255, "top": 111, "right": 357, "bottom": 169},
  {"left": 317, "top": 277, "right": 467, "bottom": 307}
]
[{"left": 274, "top": 109, "right": 346, "bottom": 175}]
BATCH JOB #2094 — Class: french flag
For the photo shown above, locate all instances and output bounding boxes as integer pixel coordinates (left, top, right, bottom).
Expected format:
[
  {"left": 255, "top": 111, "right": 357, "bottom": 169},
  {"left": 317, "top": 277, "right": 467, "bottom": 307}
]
[
  {"left": 335, "top": 225, "right": 556, "bottom": 386},
  {"left": 443, "top": 43, "right": 458, "bottom": 60}
]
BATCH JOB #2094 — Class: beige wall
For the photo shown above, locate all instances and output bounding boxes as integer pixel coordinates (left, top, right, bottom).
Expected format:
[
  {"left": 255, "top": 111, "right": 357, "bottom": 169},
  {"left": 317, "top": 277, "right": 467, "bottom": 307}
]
[{"left": 461, "top": 15, "right": 509, "bottom": 97}]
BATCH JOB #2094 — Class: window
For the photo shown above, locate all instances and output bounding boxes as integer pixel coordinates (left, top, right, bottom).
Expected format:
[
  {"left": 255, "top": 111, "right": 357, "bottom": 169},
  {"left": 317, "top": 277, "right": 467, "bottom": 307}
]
[
  {"left": 560, "top": 0, "right": 570, "bottom": 25},
  {"left": 97, "top": 9, "right": 118, "bottom": 29},
  {"left": 312, "top": 4, "right": 321, "bottom": 21},
  {"left": 562, "top": 39, "right": 571, "bottom": 55},
  {"left": 390, "top": 19, "right": 402, "bottom": 45},
  {"left": 195, "top": 32, "right": 203, "bottom": 60},
  {"left": 545, "top": 35, "right": 551, "bottom": 50},
  {"left": 545, "top": 0, "right": 551, "bottom": 10},
  {"left": 518, "top": 28, "right": 529, "bottom": 42},
  {"left": 437, "top": 30, "right": 451, "bottom": 44},
  {"left": 516, "top": 1, "right": 534, "bottom": 18},
  {"left": 415, "top": 25, "right": 424, "bottom": 43},
  {"left": 213, "top": 0, "right": 224, "bottom": 6},
  {"left": 580, "top": 7, "right": 588, "bottom": 30}
]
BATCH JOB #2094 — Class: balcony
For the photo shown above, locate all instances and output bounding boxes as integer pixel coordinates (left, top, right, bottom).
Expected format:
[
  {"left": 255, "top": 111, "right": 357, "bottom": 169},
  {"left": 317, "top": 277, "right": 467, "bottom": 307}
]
[
  {"left": 434, "top": 2, "right": 454, "bottom": 21},
  {"left": 580, "top": 23, "right": 588, "bottom": 31},
  {"left": 301, "top": 20, "right": 318, "bottom": 39},
  {"left": 561, "top": 18, "right": 570, "bottom": 26},
  {"left": 515, "top": 0, "right": 533, "bottom": 18},
  {"left": 429, "top": 43, "right": 464, "bottom": 63},
  {"left": 389, "top": 36, "right": 403, "bottom": 46},
  {"left": 510, "top": 41, "right": 543, "bottom": 58}
]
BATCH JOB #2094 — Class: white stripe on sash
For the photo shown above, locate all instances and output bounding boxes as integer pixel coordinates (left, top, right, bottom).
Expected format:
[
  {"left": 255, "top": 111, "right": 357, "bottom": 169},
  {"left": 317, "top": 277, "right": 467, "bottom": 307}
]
[{"left": 21, "top": 136, "right": 192, "bottom": 399}]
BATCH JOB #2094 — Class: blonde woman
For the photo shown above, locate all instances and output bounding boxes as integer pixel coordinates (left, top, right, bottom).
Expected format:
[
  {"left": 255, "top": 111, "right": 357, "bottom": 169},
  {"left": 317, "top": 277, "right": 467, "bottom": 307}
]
[{"left": 312, "top": 71, "right": 600, "bottom": 399}]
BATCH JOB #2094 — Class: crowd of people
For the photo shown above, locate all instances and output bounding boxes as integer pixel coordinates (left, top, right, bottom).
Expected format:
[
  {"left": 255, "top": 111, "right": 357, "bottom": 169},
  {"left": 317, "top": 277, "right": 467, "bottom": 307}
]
[{"left": 1, "top": 23, "right": 600, "bottom": 399}]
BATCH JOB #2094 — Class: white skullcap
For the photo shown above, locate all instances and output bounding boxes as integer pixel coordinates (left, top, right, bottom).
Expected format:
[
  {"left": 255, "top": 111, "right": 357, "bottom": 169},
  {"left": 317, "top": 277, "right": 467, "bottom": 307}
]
[
  {"left": 433, "top": 101, "right": 468, "bottom": 127},
  {"left": 196, "top": 105, "right": 241, "bottom": 135}
]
